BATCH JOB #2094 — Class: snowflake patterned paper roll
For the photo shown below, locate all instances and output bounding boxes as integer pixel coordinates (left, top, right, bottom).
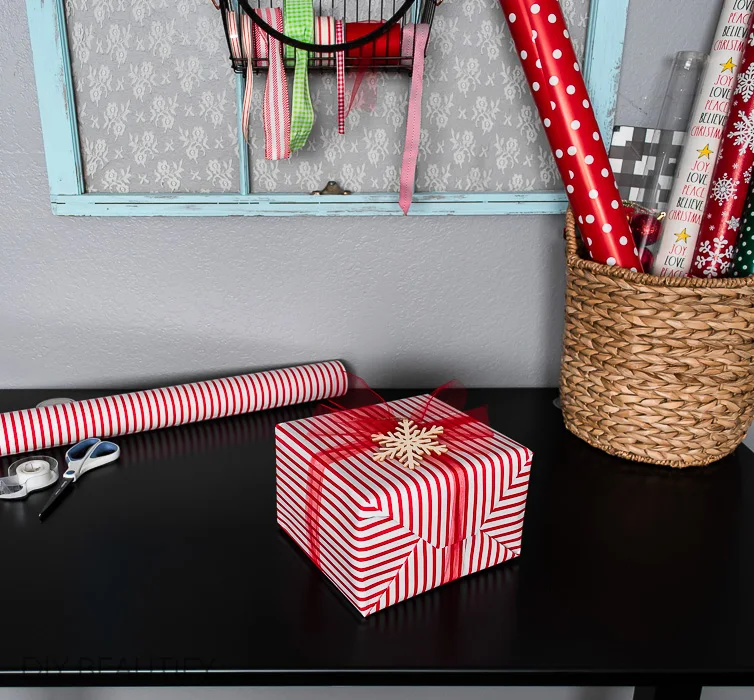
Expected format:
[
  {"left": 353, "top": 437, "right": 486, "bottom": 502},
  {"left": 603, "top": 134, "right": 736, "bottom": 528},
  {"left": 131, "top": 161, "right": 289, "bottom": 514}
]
[
  {"left": 690, "top": 25, "right": 754, "bottom": 277},
  {"left": 652, "top": 0, "right": 754, "bottom": 277},
  {"left": 500, "top": 0, "right": 641, "bottom": 270}
]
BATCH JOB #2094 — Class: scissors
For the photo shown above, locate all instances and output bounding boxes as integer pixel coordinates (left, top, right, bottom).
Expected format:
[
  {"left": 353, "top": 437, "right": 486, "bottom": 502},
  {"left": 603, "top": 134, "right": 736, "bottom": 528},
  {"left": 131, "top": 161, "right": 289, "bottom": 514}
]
[{"left": 39, "top": 438, "right": 120, "bottom": 520}]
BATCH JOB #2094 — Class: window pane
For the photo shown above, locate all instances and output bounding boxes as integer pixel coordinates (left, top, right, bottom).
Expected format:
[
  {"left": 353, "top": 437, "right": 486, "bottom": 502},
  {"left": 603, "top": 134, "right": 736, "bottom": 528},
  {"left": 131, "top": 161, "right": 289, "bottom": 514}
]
[{"left": 65, "top": 0, "right": 241, "bottom": 194}]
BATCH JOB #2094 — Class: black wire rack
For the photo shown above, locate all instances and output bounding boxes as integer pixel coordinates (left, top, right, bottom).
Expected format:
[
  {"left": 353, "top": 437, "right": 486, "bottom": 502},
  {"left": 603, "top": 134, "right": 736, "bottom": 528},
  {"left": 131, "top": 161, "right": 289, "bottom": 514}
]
[{"left": 219, "top": 0, "right": 440, "bottom": 73}]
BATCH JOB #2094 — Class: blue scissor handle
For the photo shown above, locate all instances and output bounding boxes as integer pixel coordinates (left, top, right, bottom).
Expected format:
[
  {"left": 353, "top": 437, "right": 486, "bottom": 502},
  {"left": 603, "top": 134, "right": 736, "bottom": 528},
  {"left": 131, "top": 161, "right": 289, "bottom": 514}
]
[
  {"left": 66, "top": 438, "right": 101, "bottom": 463},
  {"left": 64, "top": 438, "right": 120, "bottom": 481}
]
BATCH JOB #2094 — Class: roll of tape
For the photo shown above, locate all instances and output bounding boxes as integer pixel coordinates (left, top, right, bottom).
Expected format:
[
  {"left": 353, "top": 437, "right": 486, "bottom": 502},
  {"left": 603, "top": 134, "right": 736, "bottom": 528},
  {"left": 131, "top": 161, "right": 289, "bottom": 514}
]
[
  {"left": 0, "top": 456, "right": 59, "bottom": 500},
  {"left": 36, "top": 398, "right": 74, "bottom": 409},
  {"left": 14, "top": 459, "right": 53, "bottom": 484}
]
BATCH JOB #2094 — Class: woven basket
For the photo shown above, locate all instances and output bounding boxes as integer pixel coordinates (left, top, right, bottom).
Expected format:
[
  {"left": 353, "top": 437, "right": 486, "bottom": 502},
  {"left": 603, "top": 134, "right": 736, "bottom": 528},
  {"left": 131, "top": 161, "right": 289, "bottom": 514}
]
[{"left": 560, "top": 208, "right": 754, "bottom": 468}]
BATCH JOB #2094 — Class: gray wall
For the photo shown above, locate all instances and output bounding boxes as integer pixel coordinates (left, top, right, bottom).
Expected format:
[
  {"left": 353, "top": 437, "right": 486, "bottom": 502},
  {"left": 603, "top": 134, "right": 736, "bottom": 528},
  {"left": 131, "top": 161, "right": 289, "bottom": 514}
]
[
  {"left": 2, "top": 0, "right": 751, "bottom": 698},
  {"left": 0, "top": 0, "right": 717, "bottom": 392}
]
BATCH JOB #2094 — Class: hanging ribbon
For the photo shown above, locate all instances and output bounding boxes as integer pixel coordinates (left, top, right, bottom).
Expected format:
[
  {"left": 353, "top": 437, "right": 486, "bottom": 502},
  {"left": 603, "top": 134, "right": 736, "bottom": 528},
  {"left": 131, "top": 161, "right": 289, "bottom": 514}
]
[
  {"left": 344, "top": 21, "right": 402, "bottom": 118},
  {"left": 302, "top": 376, "right": 494, "bottom": 585},
  {"left": 399, "top": 23, "right": 429, "bottom": 215},
  {"left": 284, "top": 0, "right": 315, "bottom": 151},
  {"left": 335, "top": 20, "right": 345, "bottom": 134},
  {"left": 314, "top": 17, "right": 346, "bottom": 135},
  {"left": 240, "top": 11, "right": 254, "bottom": 140},
  {"left": 246, "top": 8, "right": 292, "bottom": 160},
  {"left": 314, "top": 16, "right": 336, "bottom": 65},
  {"left": 224, "top": 4, "right": 243, "bottom": 64}
]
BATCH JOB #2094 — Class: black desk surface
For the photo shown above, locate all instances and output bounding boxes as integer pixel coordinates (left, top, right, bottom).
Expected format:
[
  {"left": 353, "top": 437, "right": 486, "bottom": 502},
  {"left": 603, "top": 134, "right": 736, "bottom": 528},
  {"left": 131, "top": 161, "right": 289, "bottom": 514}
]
[{"left": 0, "top": 387, "right": 752, "bottom": 687}]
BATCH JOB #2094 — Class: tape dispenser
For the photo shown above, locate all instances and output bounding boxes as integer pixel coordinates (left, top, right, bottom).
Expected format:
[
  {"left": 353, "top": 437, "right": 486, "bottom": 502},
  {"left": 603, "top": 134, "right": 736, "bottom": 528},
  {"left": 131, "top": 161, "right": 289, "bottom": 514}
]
[{"left": 0, "top": 456, "right": 59, "bottom": 500}]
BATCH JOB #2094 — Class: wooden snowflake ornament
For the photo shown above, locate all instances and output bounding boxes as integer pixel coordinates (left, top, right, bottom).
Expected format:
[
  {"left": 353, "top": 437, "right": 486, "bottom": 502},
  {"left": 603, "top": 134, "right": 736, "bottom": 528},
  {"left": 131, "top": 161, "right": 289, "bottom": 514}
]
[{"left": 371, "top": 419, "right": 448, "bottom": 471}]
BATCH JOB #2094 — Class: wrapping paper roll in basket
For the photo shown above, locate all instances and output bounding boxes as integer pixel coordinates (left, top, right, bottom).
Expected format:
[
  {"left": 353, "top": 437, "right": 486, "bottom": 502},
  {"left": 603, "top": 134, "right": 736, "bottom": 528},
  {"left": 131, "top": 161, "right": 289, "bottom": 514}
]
[{"left": 559, "top": 209, "right": 754, "bottom": 468}]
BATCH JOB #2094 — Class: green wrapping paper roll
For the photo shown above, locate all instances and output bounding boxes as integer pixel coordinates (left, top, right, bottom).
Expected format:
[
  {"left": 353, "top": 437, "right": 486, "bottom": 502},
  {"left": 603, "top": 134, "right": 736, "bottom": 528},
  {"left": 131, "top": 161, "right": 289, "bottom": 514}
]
[{"left": 732, "top": 185, "right": 754, "bottom": 277}]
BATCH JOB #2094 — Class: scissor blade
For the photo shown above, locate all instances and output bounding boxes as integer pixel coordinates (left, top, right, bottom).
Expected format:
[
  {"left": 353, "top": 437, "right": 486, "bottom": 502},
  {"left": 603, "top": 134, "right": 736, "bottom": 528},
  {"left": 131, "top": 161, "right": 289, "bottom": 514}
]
[{"left": 39, "top": 478, "right": 74, "bottom": 521}]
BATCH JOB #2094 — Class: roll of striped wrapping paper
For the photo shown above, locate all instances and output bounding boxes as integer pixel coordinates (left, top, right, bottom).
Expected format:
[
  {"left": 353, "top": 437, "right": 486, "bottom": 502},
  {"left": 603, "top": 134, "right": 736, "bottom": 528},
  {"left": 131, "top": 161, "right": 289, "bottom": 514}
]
[{"left": 0, "top": 361, "right": 347, "bottom": 458}]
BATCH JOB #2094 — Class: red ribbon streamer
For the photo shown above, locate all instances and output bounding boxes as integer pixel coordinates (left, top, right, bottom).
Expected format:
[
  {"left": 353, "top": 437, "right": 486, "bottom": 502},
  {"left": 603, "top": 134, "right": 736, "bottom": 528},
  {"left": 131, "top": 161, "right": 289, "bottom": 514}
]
[
  {"left": 499, "top": 0, "right": 642, "bottom": 271},
  {"left": 302, "top": 377, "right": 493, "bottom": 585},
  {"left": 344, "top": 22, "right": 402, "bottom": 117},
  {"left": 690, "top": 15, "right": 754, "bottom": 278}
]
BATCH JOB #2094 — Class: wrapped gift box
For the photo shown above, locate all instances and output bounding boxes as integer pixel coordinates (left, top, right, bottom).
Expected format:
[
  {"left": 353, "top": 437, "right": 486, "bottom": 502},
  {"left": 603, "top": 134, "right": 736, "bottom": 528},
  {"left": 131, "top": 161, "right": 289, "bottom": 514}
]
[{"left": 275, "top": 393, "right": 532, "bottom": 617}]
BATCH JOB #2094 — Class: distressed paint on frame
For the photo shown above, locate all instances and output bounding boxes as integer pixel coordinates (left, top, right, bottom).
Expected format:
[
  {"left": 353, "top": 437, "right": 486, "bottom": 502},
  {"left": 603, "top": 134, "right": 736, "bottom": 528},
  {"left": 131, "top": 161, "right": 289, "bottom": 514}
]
[
  {"left": 26, "top": 0, "right": 629, "bottom": 216},
  {"left": 27, "top": 0, "right": 84, "bottom": 196}
]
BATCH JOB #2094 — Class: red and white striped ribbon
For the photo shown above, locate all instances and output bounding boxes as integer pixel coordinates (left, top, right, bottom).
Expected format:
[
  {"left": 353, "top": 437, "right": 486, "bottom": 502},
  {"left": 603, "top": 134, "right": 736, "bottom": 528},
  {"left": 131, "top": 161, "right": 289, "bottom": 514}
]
[
  {"left": 240, "top": 11, "right": 254, "bottom": 142},
  {"left": 225, "top": 6, "right": 243, "bottom": 63},
  {"left": 314, "top": 16, "right": 335, "bottom": 65},
  {"left": 240, "top": 8, "right": 291, "bottom": 160},
  {"left": 314, "top": 17, "right": 346, "bottom": 135},
  {"left": 399, "top": 23, "right": 429, "bottom": 215},
  {"left": 0, "top": 361, "right": 347, "bottom": 458}
]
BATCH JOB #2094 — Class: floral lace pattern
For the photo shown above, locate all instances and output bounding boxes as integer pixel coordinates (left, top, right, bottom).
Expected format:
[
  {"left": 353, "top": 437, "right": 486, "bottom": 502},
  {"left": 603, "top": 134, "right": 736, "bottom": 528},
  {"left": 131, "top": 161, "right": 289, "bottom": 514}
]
[
  {"left": 66, "top": 0, "right": 588, "bottom": 194},
  {"left": 66, "top": 0, "right": 238, "bottom": 193}
]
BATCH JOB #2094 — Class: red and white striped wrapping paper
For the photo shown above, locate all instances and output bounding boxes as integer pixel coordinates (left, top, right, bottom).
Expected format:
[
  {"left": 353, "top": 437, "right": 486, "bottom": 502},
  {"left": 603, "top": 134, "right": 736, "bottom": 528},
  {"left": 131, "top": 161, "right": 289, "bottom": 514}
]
[
  {"left": 276, "top": 394, "right": 532, "bottom": 617},
  {"left": 0, "top": 361, "right": 347, "bottom": 458}
]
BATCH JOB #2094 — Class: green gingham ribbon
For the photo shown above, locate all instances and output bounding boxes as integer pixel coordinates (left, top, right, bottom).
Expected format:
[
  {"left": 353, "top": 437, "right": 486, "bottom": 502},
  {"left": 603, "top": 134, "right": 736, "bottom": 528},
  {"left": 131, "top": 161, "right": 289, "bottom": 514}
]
[
  {"left": 284, "top": 0, "right": 314, "bottom": 151},
  {"left": 732, "top": 182, "right": 754, "bottom": 277}
]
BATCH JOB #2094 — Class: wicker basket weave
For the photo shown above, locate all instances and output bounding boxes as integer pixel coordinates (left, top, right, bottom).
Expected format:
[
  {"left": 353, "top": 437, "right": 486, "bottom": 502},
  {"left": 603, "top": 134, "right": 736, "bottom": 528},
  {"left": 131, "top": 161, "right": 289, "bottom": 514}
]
[{"left": 560, "top": 208, "right": 754, "bottom": 468}]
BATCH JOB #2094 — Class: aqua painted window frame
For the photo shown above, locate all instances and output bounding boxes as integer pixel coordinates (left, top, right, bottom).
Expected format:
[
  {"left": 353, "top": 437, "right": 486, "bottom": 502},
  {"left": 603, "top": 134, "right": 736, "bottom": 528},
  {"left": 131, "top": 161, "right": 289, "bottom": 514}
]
[{"left": 26, "top": 0, "right": 628, "bottom": 217}]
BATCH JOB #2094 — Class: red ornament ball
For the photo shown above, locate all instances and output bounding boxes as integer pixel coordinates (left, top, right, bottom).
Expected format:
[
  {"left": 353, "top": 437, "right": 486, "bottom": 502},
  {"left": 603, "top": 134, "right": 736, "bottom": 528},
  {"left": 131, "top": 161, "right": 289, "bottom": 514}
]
[
  {"left": 640, "top": 247, "right": 654, "bottom": 271},
  {"left": 631, "top": 213, "right": 662, "bottom": 246}
]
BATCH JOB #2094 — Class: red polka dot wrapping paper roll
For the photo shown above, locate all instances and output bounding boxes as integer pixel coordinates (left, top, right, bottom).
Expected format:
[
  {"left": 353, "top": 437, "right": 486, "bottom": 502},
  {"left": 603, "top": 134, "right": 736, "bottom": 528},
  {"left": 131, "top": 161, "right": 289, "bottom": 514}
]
[
  {"left": 499, "top": 0, "right": 642, "bottom": 271},
  {"left": 690, "top": 17, "right": 754, "bottom": 278},
  {"left": 0, "top": 361, "right": 347, "bottom": 458}
]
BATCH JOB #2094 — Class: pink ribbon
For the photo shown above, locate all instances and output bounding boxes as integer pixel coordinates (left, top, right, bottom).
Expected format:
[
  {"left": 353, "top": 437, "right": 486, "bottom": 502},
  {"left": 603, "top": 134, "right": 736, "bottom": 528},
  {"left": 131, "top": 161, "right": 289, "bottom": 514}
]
[
  {"left": 241, "top": 8, "right": 291, "bottom": 161},
  {"left": 399, "top": 23, "right": 429, "bottom": 215}
]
